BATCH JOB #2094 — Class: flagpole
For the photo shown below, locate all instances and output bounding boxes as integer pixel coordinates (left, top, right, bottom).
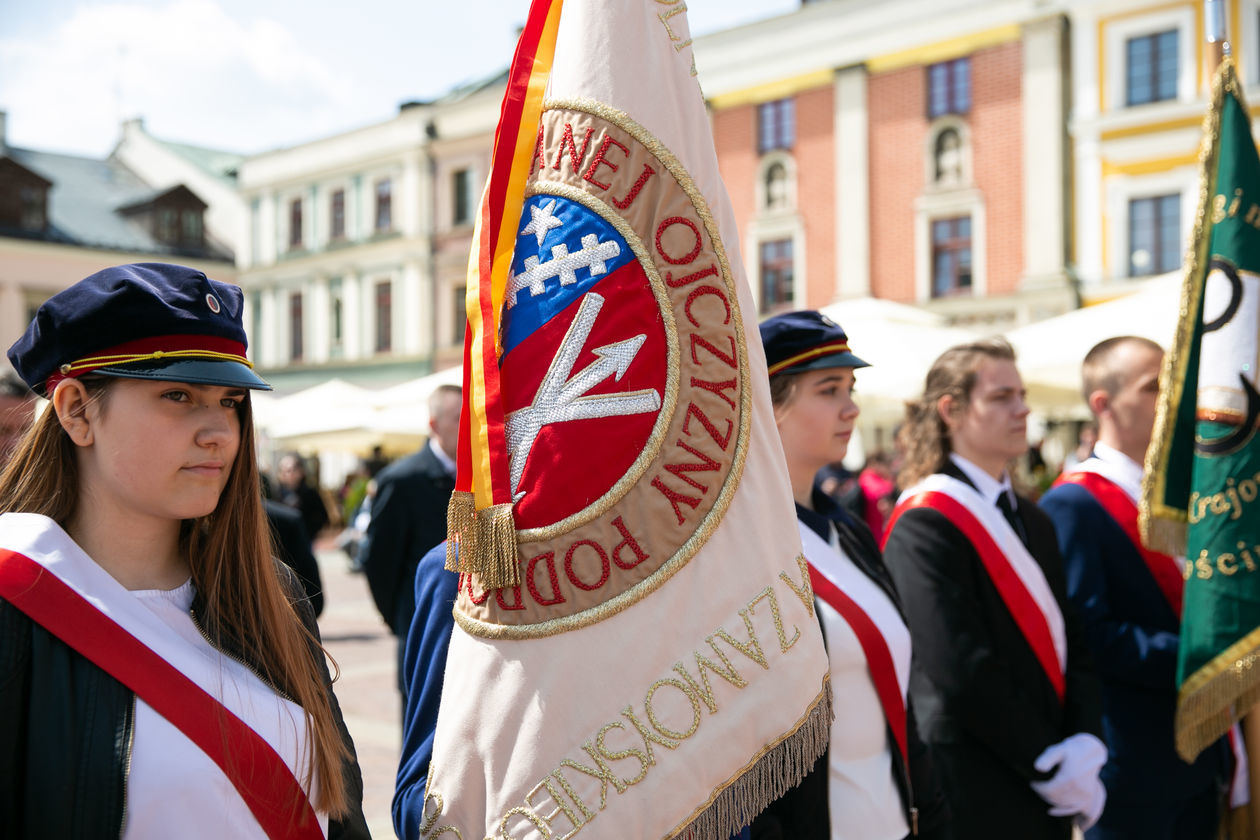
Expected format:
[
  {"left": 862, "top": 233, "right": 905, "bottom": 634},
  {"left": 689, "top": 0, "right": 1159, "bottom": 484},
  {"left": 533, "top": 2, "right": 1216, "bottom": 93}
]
[{"left": 1205, "top": 0, "right": 1229, "bottom": 80}]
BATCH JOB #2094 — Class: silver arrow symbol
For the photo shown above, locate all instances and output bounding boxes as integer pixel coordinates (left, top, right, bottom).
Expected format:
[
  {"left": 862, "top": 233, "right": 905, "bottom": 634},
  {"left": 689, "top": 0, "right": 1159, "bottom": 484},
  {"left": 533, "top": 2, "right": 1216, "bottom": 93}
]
[{"left": 505, "top": 292, "right": 662, "bottom": 498}]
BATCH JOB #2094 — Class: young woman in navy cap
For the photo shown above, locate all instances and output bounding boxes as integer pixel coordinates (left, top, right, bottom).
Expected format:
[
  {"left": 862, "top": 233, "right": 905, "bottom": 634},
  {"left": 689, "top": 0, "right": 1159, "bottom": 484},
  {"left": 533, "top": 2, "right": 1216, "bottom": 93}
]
[
  {"left": 751, "top": 311, "right": 948, "bottom": 840},
  {"left": 0, "top": 263, "right": 369, "bottom": 839}
]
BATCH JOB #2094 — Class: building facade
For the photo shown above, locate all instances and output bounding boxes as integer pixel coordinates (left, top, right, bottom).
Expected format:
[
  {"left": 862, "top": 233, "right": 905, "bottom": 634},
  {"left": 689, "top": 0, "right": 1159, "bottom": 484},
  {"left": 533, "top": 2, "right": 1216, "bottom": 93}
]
[
  {"left": 233, "top": 74, "right": 503, "bottom": 391},
  {"left": 697, "top": 0, "right": 1245, "bottom": 328},
  {"left": 0, "top": 111, "right": 235, "bottom": 369}
]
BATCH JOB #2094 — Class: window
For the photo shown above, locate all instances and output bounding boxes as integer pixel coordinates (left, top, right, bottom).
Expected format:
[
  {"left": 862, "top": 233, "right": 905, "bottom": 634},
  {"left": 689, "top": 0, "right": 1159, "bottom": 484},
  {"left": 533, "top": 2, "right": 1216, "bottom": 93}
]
[
  {"left": 1126, "top": 30, "right": 1178, "bottom": 106},
  {"left": 18, "top": 187, "right": 45, "bottom": 231},
  {"left": 249, "top": 290, "right": 262, "bottom": 356},
  {"left": 933, "top": 127, "right": 964, "bottom": 186},
  {"left": 289, "top": 198, "right": 303, "bottom": 249},
  {"left": 157, "top": 208, "right": 178, "bottom": 244},
  {"left": 931, "top": 216, "right": 973, "bottom": 297},
  {"left": 375, "top": 280, "right": 392, "bottom": 353},
  {"left": 1129, "top": 194, "right": 1181, "bottom": 275},
  {"left": 181, "top": 211, "right": 203, "bottom": 248},
  {"left": 757, "top": 99, "right": 795, "bottom": 154},
  {"left": 329, "top": 278, "right": 344, "bottom": 357},
  {"left": 928, "top": 58, "right": 971, "bottom": 118},
  {"left": 453, "top": 284, "right": 467, "bottom": 344},
  {"left": 375, "top": 180, "right": 392, "bottom": 232},
  {"left": 289, "top": 292, "right": 304, "bottom": 361},
  {"left": 330, "top": 189, "right": 346, "bottom": 240},
  {"left": 453, "top": 169, "right": 471, "bottom": 226},
  {"left": 759, "top": 239, "right": 794, "bottom": 314},
  {"left": 764, "top": 162, "right": 789, "bottom": 211}
]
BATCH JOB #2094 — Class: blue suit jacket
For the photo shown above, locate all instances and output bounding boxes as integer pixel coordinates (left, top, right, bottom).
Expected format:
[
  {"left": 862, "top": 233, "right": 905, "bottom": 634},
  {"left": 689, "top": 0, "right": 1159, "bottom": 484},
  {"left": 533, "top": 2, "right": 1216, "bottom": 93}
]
[{"left": 1040, "top": 478, "right": 1229, "bottom": 809}]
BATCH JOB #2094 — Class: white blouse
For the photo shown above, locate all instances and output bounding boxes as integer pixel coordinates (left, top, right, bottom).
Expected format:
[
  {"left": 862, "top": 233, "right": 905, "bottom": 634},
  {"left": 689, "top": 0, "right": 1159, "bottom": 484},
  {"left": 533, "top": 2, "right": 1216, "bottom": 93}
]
[
  {"left": 800, "top": 521, "right": 911, "bottom": 840},
  {"left": 123, "top": 580, "right": 326, "bottom": 839}
]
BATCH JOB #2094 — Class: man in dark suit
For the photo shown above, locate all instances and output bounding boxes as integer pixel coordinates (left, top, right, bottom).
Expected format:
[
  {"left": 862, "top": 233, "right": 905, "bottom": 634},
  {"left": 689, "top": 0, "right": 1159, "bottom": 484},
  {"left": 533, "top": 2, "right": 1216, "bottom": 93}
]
[
  {"left": 883, "top": 337, "right": 1104, "bottom": 840},
  {"left": 264, "top": 498, "right": 324, "bottom": 617},
  {"left": 1040, "top": 337, "right": 1230, "bottom": 839},
  {"left": 361, "top": 384, "right": 461, "bottom": 692}
]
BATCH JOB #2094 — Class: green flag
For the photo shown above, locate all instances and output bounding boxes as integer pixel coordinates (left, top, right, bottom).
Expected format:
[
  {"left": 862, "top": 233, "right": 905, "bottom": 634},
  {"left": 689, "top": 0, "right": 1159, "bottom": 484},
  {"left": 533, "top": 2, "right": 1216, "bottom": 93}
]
[{"left": 1142, "top": 58, "right": 1260, "bottom": 762}]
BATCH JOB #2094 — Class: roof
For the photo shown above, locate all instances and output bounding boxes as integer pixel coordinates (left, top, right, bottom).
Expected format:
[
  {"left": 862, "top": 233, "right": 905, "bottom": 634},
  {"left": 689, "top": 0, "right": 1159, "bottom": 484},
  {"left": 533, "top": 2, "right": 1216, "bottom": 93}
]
[
  {"left": 149, "top": 137, "right": 244, "bottom": 185},
  {"left": 1, "top": 146, "right": 230, "bottom": 260}
]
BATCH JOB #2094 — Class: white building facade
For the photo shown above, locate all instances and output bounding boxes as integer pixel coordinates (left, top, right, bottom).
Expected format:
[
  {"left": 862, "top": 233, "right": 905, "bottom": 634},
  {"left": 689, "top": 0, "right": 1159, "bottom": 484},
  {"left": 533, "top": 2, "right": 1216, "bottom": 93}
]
[{"left": 235, "top": 76, "right": 503, "bottom": 391}]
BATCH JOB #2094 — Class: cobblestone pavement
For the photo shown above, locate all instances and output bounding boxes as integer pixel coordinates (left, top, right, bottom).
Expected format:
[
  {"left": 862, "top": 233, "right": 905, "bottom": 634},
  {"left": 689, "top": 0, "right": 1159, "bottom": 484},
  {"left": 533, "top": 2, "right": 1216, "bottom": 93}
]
[{"left": 314, "top": 542, "right": 401, "bottom": 839}]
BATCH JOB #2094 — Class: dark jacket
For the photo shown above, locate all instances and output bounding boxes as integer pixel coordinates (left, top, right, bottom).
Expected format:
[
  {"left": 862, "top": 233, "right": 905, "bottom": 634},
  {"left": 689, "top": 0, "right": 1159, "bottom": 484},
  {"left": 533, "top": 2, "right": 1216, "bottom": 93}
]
[
  {"left": 361, "top": 444, "right": 455, "bottom": 637},
  {"left": 266, "top": 498, "right": 324, "bottom": 617},
  {"left": 752, "top": 492, "right": 950, "bottom": 840},
  {"left": 1040, "top": 476, "right": 1229, "bottom": 826},
  {"left": 882, "top": 463, "right": 1102, "bottom": 840},
  {"left": 0, "top": 562, "right": 370, "bottom": 839}
]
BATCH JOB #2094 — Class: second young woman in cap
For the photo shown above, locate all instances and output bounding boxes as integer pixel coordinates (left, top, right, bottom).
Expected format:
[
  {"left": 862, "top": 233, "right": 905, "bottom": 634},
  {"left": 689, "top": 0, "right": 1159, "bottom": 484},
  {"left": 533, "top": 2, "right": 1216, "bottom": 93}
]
[
  {"left": 0, "top": 263, "right": 369, "bottom": 839},
  {"left": 751, "top": 310, "right": 947, "bottom": 840}
]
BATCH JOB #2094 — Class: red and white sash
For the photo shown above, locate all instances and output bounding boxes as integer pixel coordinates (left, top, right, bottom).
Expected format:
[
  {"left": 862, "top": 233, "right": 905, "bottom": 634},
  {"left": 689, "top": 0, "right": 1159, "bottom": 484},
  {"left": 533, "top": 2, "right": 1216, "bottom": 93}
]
[
  {"left": 0, "top": 513, "right": 323, "bottom": 840},
  {"left": 888, "top": 475, "right": 1067, "bottom": 702},
  {"left": 1054, "top": 460, "right": 1184, "bottom": 618},
  {"left": 798, "top": 522, "right": 910, "bottom": 763}
]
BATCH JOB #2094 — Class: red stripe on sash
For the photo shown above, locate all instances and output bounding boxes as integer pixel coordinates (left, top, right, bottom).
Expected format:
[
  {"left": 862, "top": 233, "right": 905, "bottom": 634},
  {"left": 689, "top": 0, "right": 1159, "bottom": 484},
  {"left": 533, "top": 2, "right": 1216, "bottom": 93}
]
[
  {"left": 807, "top": 565, "right": 908, "bottom": 763},
  {"left": 1053, "top": 470, "right": 1184, "bottom": 619},
  {"left": 0, "top": 549, "right": 323, "bottom": 840},
  {"left": 885, "top": 492, "right": 1066, "bottom": 703}
]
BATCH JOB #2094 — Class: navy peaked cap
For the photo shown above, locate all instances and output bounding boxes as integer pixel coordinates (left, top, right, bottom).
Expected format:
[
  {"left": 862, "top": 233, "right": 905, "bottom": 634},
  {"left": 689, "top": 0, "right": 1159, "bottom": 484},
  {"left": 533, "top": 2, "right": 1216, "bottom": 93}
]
[
  {"left": 8, "top": 262, "right": 270, "bottom": 396},
  {"left": 759, "top": 310, "right": 870, "bottom": 377}
]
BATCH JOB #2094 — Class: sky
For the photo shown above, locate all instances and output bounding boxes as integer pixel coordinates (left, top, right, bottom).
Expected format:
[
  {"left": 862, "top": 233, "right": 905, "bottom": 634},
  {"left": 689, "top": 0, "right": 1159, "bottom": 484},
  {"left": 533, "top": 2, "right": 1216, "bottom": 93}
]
[{"left": 0, "top": 0, "right": 798, "bottom": 158}]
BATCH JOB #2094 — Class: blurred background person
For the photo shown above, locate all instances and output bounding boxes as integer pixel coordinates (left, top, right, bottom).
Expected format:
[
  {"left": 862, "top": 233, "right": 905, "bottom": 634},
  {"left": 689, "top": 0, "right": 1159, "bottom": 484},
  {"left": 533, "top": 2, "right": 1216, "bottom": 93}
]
[
  {"left": 0, "top": 372, "right": 37, "bottom": 467},
  {"left": 361, "top": 383, "right": 460, "bottom": 694},
  {"left": 858, "top": 451, "right": 897, "bottom": 540},
  {"left": 276, "top": 452, "right": 330, "bottom": 543}
]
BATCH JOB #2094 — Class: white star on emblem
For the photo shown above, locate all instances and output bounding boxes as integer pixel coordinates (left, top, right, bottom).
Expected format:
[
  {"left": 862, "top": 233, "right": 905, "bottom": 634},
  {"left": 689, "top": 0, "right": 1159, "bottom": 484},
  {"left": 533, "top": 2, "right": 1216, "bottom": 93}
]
[{"left": 521, "top": 198, "right": 563, "bottom": 248}]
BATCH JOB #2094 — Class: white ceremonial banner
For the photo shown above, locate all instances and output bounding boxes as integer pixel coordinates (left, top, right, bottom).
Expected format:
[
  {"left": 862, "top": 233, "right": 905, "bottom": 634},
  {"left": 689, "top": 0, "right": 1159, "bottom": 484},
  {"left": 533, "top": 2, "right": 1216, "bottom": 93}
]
[{"left": 417, "top": 2, "right": 833, "bottom": 839}]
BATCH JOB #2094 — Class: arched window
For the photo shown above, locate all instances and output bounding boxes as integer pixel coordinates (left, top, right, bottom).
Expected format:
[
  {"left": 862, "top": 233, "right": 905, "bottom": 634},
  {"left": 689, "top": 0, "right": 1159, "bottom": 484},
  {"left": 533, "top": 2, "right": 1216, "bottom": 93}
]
[
  {"left": 765, "top": 162, "right": 789, "bottom": 210},
  {"left": 924, "top": 118, "right": 971, "bottom": 189}
]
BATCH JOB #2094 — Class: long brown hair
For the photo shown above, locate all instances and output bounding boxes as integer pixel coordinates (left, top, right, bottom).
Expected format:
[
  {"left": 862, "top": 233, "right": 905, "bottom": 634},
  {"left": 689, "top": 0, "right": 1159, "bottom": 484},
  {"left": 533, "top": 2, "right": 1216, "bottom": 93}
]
[
  {"left": 897, "top": 337, "right": 1016, "bottom": 489},
  {"left": 0, "top": 379, "right": 351, "bottom": 817}
]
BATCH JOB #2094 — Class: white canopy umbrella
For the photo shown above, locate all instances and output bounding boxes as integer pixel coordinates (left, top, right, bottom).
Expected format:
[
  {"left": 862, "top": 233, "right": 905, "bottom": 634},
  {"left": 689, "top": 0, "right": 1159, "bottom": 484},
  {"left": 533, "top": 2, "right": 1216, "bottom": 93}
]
[
  {"left": 819, "top": 296, "right": 982, "bottom": 425},
  {"left": 1004, "top": 272, "right": 1182, "bottom": 416}
]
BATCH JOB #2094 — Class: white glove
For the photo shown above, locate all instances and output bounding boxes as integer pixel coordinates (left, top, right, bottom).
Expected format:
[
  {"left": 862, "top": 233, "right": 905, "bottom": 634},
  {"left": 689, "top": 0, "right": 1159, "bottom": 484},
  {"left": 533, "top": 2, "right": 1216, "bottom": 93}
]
[
  {"left": 1029, "top": 733, "right": 1107, "bottom": 823},
  {"left": 1073, "top": 774, "right": 1106, "bottom": 831}
]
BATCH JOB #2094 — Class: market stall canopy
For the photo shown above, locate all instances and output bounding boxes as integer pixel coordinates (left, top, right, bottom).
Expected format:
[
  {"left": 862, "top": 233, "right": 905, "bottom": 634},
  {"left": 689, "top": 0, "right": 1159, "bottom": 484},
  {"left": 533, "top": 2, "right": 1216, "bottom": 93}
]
[
  {"left": 1004, "top": 272, "right": 1182, "bottom": 416},
  {"left": 819, "top": 296, "right": 982, "bottom": 425}
]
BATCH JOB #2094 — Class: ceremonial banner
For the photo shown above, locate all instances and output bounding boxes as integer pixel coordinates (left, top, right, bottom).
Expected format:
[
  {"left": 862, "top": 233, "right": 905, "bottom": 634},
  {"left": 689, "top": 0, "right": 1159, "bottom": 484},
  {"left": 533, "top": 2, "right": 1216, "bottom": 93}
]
[
  {"left": 1141, "top": 58, "right": 1260, "bottom": 761},
  {"left": 423, "top": 1, "right": 832, "bottom": 839}
]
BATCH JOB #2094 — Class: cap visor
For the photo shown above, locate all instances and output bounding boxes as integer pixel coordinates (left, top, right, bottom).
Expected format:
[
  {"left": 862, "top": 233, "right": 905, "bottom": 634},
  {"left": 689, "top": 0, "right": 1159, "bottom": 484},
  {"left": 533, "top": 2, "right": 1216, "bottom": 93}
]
[
  {"left": 781, "top": 351, "right": 871, "bottom": 375},
  {"left": 97, "top": 358, "right": 272, "bottom": 391}
]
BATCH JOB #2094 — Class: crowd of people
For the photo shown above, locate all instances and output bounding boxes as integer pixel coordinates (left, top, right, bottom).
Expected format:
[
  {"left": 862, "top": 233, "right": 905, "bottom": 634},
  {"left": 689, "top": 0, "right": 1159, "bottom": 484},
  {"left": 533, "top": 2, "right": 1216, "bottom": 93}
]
[{"left": 0, "top": 261, "right": 1232, "bottom": 840}]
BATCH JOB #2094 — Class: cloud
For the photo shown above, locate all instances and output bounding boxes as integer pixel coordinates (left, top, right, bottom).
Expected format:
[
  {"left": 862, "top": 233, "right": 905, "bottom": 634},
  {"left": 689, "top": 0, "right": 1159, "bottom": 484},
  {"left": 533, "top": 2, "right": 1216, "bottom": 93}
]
[{"left": 0, "top": 0, "right": 357, "bottom": 156}]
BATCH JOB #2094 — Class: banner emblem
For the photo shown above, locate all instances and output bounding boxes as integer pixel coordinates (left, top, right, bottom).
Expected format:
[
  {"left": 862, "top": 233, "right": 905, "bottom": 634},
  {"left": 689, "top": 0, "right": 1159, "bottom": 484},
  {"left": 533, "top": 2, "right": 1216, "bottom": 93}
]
[{"left": 457, "top": 102, "right": 750, "bottom": 637}]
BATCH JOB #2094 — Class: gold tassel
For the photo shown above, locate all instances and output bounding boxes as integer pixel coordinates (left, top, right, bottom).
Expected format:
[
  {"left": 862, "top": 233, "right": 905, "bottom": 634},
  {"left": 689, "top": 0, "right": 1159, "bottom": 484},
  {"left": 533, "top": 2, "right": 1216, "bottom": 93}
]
[
  {"left": 445, "top": 491, "right": 477, "bottom": 573},
  {"left": 472, "top": 503, "right": 520, "bottom": 589}
]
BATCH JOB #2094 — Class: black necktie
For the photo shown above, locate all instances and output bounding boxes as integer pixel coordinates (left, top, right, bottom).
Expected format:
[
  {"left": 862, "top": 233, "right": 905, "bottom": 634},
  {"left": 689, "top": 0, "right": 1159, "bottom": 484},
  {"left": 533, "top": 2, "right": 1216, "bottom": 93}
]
[{"left": 996, "top": 492, "right": 1029, "bottom": 546}]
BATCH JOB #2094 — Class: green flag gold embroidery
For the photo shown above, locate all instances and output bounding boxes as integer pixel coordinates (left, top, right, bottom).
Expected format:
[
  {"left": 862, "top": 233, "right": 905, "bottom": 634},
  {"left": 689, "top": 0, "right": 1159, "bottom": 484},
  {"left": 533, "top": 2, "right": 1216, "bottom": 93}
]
[{"left": 1141, "top": 58, "right": 1260, "bottom": 762}]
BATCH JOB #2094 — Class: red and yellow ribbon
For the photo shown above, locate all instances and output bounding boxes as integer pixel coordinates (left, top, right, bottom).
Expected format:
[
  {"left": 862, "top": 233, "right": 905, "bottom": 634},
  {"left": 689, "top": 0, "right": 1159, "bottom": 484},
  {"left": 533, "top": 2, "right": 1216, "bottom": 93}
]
[{"left": 449, "top": 0, "right": 564, "bottom": 588}]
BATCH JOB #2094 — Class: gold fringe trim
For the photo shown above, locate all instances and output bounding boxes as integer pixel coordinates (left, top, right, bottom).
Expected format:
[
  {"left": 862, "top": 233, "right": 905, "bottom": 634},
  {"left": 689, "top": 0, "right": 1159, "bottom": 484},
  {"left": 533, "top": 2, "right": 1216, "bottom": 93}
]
[
  {"left": 469, "top": 503, "right": 520, "bottom": 589},
  {"left": 667, "top": 677, "right": 833, "bottom": 840},
  {"left": 1141, "top": 58, "right": 1242, "bottom": 554},
  {"left": 1143, "top": 516, "right": 1187, "bottom": 563},
  {"left": 1175, "top": 622, "right": 1260, "bottom": 762},
  {"left": 445, "top": 491, "right": 477, "bottom": 573}
]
